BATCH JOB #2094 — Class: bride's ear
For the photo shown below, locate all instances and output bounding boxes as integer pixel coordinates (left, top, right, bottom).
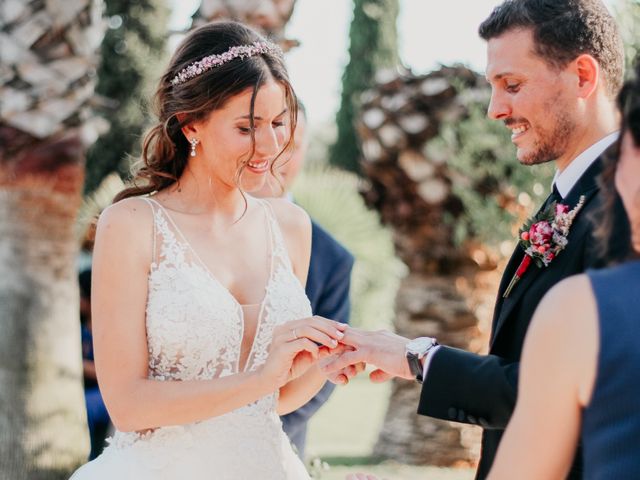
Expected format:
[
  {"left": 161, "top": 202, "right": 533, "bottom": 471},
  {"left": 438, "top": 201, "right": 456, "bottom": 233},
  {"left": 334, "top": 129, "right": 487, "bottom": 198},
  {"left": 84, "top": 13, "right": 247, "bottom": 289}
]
[{"left": 177, "top": 113, "right": 199, "bottom": 142}]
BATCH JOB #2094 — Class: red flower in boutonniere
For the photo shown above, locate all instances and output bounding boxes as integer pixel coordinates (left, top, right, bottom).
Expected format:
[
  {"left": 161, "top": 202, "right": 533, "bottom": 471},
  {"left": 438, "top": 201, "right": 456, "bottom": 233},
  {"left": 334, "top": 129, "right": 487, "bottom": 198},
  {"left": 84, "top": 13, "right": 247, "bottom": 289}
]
[{"left": 503, "top": 195, "right": 587, "bottom": 298}]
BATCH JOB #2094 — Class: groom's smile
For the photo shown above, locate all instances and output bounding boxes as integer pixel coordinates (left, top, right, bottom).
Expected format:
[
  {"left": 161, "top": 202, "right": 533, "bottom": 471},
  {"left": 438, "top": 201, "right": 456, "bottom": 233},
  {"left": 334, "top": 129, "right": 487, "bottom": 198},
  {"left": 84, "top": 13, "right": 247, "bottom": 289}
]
[{"left": 505, "top": 121, "right": 530, "bottom": 142}]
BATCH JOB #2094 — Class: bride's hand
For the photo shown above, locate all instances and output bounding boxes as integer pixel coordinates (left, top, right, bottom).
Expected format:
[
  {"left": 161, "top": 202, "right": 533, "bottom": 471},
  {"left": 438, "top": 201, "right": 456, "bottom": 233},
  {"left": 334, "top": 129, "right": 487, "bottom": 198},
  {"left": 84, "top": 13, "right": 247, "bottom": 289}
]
[
  {"left": 261, "top": 316, "right": 347, "bottom": 388},
  {"left": 317, "top": 343, "right": 367, "bottom": 385}
]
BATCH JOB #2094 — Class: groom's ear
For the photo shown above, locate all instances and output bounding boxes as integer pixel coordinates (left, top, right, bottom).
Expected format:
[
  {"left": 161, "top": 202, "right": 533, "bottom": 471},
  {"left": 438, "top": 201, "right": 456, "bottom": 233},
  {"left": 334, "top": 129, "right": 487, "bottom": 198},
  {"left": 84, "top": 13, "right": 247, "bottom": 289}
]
[{"left": 573, "top": 54, "right": 600, "bottom": 100}]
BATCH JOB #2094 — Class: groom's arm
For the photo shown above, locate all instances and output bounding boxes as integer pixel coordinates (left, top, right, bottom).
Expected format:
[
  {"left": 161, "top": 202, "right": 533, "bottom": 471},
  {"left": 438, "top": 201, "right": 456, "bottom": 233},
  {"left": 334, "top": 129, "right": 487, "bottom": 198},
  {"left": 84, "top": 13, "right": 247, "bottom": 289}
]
[
  {"left": 419, "top": 347, "right": 518, "bottom": 430},
  {"left": 322, "top": 330, "right": 517, "bottom": 429}
]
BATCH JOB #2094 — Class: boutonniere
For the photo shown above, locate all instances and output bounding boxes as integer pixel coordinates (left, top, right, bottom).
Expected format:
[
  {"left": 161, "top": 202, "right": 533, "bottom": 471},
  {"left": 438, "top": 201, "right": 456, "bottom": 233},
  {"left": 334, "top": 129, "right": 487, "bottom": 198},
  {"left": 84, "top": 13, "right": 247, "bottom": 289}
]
[{"left": 503, "top": 195, "right": 586, "bottom": 298}]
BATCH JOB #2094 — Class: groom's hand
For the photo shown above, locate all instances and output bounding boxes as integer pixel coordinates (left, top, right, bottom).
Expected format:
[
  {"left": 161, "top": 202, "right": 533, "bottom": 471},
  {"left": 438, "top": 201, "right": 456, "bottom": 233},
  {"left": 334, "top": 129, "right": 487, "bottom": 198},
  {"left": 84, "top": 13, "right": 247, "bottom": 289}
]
[
  {"left": 321, "top": 327, "right": 413, "bottom": 382},
  {"left": 318, "top": 344, "right": 366, "bottom": 384}
]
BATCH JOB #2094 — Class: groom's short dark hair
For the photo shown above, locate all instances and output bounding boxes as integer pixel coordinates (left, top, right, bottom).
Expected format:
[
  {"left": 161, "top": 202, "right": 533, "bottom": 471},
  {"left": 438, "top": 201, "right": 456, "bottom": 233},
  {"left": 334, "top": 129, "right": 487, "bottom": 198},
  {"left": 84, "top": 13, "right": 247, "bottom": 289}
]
[{"left": 479, "top": 0, "right": 624, "bottom": 97}]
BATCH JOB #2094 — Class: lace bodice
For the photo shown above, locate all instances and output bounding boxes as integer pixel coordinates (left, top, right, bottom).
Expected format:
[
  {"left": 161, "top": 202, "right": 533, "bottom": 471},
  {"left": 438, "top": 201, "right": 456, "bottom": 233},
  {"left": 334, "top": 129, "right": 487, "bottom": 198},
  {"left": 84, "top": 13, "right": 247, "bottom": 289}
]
[{"left": 142, "top": 197, "right": 312, "bottom": 388}]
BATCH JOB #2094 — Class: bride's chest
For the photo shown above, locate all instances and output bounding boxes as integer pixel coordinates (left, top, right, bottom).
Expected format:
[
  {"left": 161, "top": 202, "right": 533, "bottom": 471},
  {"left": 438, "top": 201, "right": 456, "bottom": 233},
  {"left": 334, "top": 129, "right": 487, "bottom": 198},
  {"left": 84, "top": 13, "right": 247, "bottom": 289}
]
[{"left": 143, "top": 263, "right": 311, "bottom": 359}]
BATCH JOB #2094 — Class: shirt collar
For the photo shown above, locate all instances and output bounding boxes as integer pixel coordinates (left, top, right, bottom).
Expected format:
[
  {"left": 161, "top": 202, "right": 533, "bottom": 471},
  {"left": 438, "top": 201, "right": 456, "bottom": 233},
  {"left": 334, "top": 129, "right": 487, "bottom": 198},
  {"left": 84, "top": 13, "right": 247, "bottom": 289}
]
[{"left": 552, "top": 131, "right": 619, "bottom": 198}]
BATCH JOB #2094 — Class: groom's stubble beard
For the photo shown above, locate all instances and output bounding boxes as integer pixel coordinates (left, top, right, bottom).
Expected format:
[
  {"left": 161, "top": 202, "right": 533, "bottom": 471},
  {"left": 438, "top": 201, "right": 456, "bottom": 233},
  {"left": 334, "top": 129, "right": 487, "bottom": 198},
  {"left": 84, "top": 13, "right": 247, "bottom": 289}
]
[{"left": 517, "top": 90, "right": 576, "bottom": 167}]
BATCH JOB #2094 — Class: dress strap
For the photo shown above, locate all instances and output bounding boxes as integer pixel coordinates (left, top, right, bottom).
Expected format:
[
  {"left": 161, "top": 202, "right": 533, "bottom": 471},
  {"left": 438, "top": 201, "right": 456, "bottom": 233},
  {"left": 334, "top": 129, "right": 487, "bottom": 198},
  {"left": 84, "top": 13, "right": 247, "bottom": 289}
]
[
  {"left": 139, "top": 197, "right": 158, "bottom": 267},
  {"left": 258, "top": 199, "right": 294, "bottom": 272}
]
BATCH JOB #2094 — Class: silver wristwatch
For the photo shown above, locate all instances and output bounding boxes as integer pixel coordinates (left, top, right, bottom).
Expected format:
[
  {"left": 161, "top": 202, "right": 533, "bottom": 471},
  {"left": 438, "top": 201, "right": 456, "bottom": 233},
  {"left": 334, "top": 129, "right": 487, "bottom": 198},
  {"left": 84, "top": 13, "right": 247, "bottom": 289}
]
[{"left": 405, "top": 337, "right": 438, "bottom": 384}]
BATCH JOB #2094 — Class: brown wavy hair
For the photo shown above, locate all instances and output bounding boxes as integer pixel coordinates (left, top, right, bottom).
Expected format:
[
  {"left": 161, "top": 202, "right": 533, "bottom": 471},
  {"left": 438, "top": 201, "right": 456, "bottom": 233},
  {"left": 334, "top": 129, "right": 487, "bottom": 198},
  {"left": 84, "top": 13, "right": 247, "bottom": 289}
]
[
  {"left": 113, "top": 21, "right": 297, "bottom": 203},
  {"left": 596, "top": 59, "right": 640, "bottom": 263},
  {"left": 479, "top": 0, "right": 624, "bottom": 98}
]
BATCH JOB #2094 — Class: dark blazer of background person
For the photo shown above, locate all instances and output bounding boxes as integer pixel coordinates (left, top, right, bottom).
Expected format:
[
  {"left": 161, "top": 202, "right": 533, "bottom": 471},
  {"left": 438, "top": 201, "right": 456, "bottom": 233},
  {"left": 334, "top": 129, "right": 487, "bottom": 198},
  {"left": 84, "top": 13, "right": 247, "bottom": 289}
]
[
  {"left": 281, "top": 221, "right": 354, "bottom": 457},
  {"left": 418, "top": 152, "right": 630, "bottom": 479}
]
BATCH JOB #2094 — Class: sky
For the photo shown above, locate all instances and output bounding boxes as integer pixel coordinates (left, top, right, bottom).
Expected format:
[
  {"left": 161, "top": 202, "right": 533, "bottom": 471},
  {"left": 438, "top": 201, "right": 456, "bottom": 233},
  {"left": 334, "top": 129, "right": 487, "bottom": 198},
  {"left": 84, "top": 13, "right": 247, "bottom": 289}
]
[{"left": 169, "top": 0, "right": 619, "bottom": 126}]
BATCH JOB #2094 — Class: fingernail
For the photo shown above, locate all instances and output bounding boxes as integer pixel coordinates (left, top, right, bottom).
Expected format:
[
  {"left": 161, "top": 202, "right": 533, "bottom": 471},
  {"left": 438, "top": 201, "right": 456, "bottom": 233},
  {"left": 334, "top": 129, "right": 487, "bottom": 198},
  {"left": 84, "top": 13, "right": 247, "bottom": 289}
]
[
  {"left": 332, "top": 339, "right": 338, "bottom": 347},
  {"left": 336, "top": 329, "right": 344, "bottom": 338}
]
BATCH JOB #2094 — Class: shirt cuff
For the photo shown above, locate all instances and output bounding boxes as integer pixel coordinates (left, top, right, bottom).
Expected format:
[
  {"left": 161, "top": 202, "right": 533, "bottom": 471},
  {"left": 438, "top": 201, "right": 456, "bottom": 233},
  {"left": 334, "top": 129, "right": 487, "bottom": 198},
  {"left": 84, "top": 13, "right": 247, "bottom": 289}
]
[{"left": 421, "top": 345, "right": 441, "bottom": 382}]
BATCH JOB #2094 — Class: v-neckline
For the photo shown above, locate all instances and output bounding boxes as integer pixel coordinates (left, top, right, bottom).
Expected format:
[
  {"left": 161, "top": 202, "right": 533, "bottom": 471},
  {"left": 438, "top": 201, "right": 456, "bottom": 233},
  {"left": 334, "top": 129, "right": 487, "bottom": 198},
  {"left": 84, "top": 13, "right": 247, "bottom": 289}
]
[{"left": 148, "top": 197, "right": 275, "bottom": 372}]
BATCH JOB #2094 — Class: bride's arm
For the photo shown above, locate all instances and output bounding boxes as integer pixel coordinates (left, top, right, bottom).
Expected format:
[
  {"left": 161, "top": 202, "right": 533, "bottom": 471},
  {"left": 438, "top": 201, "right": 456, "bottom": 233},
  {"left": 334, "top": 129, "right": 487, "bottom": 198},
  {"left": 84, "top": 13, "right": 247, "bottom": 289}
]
[
  {"left": 264, "top": 199, "right": 336, "bottom": 415},
  {"left": 92, "top": 199, "right": 338, "bottom": 432}
]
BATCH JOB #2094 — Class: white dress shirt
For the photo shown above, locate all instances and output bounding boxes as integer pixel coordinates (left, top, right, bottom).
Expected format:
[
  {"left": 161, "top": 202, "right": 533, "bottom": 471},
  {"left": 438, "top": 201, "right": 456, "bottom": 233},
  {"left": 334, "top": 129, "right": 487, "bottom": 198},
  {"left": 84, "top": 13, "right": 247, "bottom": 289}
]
[
  {"left": 553, "top": 131, "right": 619, "bottom": 198},
  {"left": 421, "top": 131, "right": 619, "bottom": 381}
]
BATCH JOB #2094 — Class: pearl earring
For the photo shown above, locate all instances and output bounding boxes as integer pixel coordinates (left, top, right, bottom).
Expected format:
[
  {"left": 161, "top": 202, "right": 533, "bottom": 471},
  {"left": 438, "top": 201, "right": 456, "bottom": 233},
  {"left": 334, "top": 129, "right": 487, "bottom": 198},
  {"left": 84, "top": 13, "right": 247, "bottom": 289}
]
[{"left": 190, "top": 138, "right": 199, "bottom": 157}]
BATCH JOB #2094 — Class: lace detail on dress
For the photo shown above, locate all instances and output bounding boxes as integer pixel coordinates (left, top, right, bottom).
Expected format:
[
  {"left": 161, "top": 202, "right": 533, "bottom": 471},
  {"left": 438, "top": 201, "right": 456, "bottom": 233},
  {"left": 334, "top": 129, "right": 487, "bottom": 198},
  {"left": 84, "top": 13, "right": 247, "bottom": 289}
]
[{"left": 143, "top": 199, "right": 243, "bottom": 382}]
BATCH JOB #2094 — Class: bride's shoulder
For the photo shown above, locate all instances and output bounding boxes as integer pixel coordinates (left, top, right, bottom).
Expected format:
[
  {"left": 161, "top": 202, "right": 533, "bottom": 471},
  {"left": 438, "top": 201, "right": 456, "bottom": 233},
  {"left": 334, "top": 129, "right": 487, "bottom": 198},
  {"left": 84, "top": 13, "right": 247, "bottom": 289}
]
[
  {"left": 261, "top": 197, "right": 311, "bottom": 234},
  {"left": 261, "top": 198, "right": 311, "bottom": 272},
  {"left": 99, "top": 196, "right": 153, "bottom": 226},
  {"left": 95, "top": 196, "right": 155, "bottom": 247}
]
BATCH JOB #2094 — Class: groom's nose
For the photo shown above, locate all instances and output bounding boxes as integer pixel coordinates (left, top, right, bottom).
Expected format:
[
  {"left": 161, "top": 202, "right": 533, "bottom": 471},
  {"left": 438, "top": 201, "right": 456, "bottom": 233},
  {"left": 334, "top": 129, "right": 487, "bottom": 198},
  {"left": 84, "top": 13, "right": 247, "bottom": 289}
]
[{"left": 487, "top": 90, "right": 512, "bottom": 121}]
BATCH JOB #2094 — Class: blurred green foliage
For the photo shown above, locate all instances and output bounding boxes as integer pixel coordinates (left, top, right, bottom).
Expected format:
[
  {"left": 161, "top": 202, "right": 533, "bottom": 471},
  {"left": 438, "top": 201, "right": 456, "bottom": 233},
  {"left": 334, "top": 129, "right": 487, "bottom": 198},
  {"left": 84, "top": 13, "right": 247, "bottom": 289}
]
[
  {"left": 427, "top": 100, "right": 554, "bottom": 250},
  {"left": 614, "top": 0, "right": 640, "bottom": 74},
  {"left": 84, "top": 0, "right": 169, "bottom": 194},
  {"left": 329, "top": 0, "right": 400, "bottom": 174},
  {"left": 292, "top": 165, "right": 406, "bottom": 330}
]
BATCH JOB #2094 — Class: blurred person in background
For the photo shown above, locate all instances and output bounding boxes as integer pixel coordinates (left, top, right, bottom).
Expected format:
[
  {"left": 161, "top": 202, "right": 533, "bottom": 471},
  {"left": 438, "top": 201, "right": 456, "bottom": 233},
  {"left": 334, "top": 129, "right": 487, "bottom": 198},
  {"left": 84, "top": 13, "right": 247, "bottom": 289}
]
[
  {"left": 253, "top": 102, "right": 354, "bottom": 458},
  {"left": 79, "top": 268, "right": 111, "bottom": 460}
]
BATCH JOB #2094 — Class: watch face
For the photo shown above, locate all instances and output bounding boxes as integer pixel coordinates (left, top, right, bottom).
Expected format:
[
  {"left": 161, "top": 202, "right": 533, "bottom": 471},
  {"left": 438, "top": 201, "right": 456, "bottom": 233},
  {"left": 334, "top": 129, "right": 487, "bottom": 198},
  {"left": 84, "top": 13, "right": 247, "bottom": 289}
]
[{"left": 407, "top": 337, "right": 434, "bottom": 355}]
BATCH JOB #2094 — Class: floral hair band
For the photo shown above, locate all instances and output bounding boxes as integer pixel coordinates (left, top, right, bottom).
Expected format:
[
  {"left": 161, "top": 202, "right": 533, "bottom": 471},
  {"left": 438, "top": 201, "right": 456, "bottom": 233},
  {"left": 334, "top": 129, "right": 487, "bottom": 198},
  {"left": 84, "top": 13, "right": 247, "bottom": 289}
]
[{"left": 170, "top": 41, "right": 283, "bottom": 86}]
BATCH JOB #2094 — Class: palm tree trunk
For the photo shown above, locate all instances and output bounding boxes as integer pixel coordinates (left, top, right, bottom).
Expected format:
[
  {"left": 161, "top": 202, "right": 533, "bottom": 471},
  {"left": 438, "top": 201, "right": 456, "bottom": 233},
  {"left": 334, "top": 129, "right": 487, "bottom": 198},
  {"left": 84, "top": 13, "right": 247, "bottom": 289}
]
[
  {"left": 372, "top": 272, "right": 487, "bottom": 466},
  {"left": 0, "top": 0, "right": 106, "bottom": 475},
  {"left": 358, "top": 67, "right": 499, "bottom": 466},
  {"left": 194, "top": 0, "right": 299, "bottom": 50},
  {"left": 0, "top": 131, "right": 89, "bottom": 478}
]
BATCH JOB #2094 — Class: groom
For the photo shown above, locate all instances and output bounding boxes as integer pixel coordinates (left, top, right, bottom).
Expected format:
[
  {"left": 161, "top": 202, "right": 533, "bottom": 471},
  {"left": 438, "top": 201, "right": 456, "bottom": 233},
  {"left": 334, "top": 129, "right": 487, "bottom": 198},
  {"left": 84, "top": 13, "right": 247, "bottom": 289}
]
[{"left": 323, "top": 1, "right": 628, "bottom": 478}]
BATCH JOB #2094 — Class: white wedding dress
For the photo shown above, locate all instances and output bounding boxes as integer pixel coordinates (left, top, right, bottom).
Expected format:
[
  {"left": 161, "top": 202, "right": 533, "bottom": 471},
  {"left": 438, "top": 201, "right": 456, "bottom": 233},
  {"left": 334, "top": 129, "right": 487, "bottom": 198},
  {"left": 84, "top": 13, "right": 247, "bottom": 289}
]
[{"left": 71, "top": 198, "right": 313, "bottom": 479}]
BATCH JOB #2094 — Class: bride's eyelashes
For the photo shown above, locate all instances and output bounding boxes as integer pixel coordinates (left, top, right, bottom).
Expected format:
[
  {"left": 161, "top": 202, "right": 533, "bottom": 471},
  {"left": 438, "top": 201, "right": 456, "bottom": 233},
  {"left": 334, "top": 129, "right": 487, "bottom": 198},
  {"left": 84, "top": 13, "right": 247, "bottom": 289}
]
[{"left": 236, "top": 121, "right": 286, "bottom": 135}]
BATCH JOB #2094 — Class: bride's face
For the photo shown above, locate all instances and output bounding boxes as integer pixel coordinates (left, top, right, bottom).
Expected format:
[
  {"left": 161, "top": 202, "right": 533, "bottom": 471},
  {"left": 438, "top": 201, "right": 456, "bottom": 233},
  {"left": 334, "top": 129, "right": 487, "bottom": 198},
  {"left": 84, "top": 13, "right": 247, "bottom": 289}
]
[
  {"left": 615, "top": 132, "right": 640, "bottom": 252},
  {"left": 189, "top": 79, "right": 289, "bottom": 192}
]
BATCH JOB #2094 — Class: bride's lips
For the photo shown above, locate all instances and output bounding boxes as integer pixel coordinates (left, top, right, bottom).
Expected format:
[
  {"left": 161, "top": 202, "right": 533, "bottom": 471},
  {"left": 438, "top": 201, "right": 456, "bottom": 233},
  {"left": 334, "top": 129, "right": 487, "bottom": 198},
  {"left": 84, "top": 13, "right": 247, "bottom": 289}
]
[{"left": 246, "top": 158, "right": 270, "bottom": 174}]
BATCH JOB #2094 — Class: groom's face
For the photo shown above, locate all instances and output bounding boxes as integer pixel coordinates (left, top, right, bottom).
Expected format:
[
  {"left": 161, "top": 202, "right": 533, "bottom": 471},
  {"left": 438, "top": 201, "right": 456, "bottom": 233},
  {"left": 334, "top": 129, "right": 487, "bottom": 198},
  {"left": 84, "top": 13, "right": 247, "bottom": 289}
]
[{"left": 485, "top": 28, "right": 576, "bottom": 166}]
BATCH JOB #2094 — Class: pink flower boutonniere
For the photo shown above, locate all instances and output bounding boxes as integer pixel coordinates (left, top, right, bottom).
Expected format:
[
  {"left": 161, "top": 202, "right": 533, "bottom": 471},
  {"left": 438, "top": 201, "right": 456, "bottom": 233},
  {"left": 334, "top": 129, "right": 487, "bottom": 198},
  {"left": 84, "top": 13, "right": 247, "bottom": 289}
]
[{"left": 503, "top": 195, "right": 586, "bottom": 298}]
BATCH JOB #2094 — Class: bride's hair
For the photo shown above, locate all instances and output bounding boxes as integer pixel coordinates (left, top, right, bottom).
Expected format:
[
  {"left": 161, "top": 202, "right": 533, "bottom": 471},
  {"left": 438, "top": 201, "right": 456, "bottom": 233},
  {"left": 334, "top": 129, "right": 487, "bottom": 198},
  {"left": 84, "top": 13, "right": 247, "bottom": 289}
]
[{"left": 114, "top": 21, "right": 297, "bottom": 202}]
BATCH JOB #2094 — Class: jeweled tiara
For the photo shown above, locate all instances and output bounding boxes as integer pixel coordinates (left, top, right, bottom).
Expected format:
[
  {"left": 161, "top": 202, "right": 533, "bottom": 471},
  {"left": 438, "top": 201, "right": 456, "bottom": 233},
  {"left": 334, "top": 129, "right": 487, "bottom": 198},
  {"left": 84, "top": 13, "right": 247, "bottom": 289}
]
[{"left": 170, "top": 41, "right": 283, "bottom": 86}]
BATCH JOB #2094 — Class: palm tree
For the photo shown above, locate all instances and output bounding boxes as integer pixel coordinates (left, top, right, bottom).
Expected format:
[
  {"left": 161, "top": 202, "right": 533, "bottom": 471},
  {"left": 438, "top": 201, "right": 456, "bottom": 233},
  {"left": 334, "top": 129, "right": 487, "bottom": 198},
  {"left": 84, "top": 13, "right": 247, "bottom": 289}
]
[
  {"left": 0, "top": 1, "right": 106, "bottom": 477},
  {"left": 355, "top": 65, "right": 551, "bottom": 465},
  {"left": 194, "top": 0, "right": 299, "bottom": 50}
]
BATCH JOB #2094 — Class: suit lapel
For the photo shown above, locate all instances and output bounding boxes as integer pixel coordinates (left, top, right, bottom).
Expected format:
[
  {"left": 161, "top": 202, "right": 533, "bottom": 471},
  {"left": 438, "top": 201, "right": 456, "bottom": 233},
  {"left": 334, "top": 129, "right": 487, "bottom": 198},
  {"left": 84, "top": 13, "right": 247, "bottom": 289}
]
[{"left": 490, "top": 157, "right": 605, "bottom": 345}]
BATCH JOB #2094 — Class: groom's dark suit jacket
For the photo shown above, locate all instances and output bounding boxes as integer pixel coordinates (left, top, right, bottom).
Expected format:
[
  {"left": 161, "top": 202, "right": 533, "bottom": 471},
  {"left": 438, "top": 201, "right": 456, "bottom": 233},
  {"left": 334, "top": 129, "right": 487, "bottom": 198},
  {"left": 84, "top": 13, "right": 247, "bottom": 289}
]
[
  {"left": 418, "top": 152, "right": 630, "bottom": 479},
  {"left": 281, "top": 221, "right": 354, "bottom": 457}
]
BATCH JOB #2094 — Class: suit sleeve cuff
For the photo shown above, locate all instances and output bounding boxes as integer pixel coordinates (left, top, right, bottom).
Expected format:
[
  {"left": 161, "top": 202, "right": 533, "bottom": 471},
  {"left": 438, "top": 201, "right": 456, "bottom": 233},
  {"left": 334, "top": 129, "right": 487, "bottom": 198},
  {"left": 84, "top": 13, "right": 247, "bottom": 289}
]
[{"left": 421, "top": 345, "right": 441, "bottom": 381}]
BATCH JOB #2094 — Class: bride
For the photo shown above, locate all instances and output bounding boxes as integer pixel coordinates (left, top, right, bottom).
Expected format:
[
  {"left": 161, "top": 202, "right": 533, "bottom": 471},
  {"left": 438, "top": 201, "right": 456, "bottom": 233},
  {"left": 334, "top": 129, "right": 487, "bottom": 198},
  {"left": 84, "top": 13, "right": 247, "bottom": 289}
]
[{"left": 71, "top": 21, "right": 345, "bottom": 479}]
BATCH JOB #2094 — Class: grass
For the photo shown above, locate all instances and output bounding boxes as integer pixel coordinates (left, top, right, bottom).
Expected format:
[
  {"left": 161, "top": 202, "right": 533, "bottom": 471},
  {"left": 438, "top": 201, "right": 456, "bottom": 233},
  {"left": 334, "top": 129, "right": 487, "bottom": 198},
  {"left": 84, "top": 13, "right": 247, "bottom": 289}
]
[
  {"left": 305, "top": 373, "right": 474, "bottom": 480},
  {"left": 316, "top": 464, "right": 474, "bottom": 480}
]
